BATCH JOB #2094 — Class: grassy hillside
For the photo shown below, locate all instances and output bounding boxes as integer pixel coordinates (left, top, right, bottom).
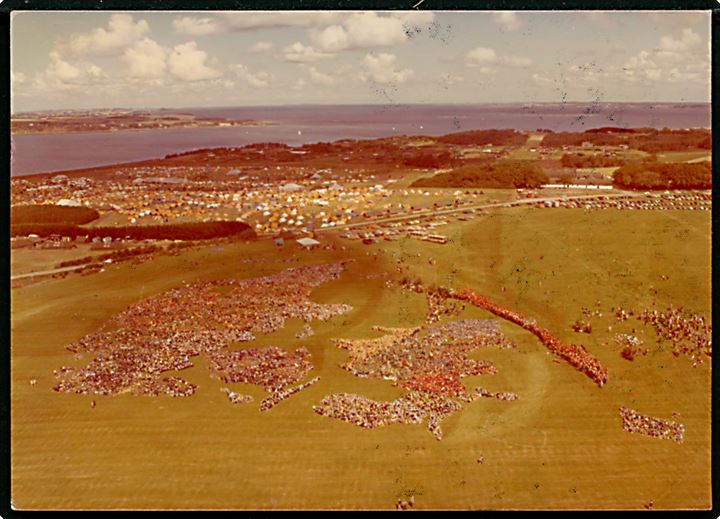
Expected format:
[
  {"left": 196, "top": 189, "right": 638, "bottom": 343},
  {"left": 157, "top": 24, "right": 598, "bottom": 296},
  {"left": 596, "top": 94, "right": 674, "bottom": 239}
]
[
  {"left": 11, "top": 204, "right": 100, "bottom": 225},
  {"left": 11, "top": 207, "right": 711, "bottom": 509}
]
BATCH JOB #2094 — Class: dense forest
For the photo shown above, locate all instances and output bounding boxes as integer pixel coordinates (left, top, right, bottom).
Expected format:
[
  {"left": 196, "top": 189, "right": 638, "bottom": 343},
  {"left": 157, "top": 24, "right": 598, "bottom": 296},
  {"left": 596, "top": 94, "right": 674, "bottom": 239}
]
[
  {"left": 612, "top": 161, "right": 711, "bottom": 190},
  {"left": 411, "top": 160, "right": 549, "bottom": 189},
  {"left": 11, "top": 220, "right": 256, "bottom": 241},
  {"left": 11, "top": 205, "right": 100, "bottom": 225}
]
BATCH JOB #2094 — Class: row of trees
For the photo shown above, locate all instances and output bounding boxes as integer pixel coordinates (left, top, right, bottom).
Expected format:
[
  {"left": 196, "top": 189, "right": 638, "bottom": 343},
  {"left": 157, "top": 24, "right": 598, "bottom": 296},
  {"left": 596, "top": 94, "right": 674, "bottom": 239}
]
[
  {"left": 436, "top": 129, "right": 527, "bottom": 146},
  {"left": 11, "top": 204, "right": 100, "bottom": 225},
  {"left": 411, "top": 160, "right": 549, "bottom": 189},
  {"left": 57, "top": 244, "right": 164, "bottom": 267},
  {"left": 560, "top": 154, "right": 625, "bottom": 168},
  {"left": 11, "top": 220, "right": 256, "bottom": 241},
  {"left": 542, "top": 128, "right": 710, "bottom": 151},
  {"left": 612, "top": 161, "right": 711, "bottom": 190},
  {"left": 403, "top": 151, "right": 455, "bottom": 169}
]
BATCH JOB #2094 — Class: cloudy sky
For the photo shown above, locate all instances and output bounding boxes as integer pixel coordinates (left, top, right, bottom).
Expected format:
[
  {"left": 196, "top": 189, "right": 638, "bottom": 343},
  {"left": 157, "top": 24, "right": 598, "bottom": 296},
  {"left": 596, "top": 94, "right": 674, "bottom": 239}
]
[{"left": 10, "top": 10, "right": 710, "bottom": 112}]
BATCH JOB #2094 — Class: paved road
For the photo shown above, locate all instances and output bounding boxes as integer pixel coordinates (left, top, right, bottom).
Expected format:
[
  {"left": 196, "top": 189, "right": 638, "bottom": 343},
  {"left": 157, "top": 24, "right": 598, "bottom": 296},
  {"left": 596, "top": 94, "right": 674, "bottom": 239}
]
[
  {"left": 11, "top": 264, "right": 93, "bottom": 281},
  {"left": 12, "top": 191, "right": 651, "bottom": 280},
  {"left": 309, "top": 191, "right": 647, "bottom": 234}
]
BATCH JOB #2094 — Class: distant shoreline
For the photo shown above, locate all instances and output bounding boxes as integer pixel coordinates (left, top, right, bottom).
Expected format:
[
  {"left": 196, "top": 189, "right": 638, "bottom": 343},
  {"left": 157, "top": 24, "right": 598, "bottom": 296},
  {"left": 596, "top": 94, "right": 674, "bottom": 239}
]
[
  {"left": 12, "top": 103, "right": 710, "bottom": 177},
  {"left": 11, "top": 120, "right": 269, "bottom": 136},
  {"left": 11, "top": 100, "right": 711, "bottom": 116}
]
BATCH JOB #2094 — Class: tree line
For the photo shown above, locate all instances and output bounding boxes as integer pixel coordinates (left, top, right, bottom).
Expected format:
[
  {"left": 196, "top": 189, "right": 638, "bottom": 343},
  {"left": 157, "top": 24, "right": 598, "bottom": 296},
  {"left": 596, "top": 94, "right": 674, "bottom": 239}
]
[
  {"left": 11, "top": 220, "right": 256, "bottom": 241},
  {"left": 411, "top": 160, "right": 548, "bottom": 189},
  {"left": 436, "top": 129, "right": 527, "bottom": 146},
  {"left": 612, "top": 161, "right": 711, "bottom": 190},
  {"left": 541, "top": 128, "right": 710, "bottom": 151},
  {"left": 560, "top": 154, "right": 625, "bottom": 168},
  {"left": 11, "top": 204, "right": 100, "bottom": 225}
]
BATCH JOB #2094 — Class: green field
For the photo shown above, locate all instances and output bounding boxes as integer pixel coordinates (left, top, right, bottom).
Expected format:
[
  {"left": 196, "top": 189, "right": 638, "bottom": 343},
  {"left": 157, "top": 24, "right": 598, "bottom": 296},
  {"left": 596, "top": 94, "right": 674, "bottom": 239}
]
[
  {"left": 656, "top": 151, "right": 712, "bottom": 163},
  {"left": 11, "top": 206, "right": 711, "bottom": 510}
]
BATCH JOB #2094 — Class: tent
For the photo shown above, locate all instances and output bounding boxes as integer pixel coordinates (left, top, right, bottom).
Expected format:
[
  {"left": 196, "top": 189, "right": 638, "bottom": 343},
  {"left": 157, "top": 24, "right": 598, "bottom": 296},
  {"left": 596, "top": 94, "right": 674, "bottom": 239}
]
[{"left": 296, "top": 237, "right": 321, "bottom": 249}]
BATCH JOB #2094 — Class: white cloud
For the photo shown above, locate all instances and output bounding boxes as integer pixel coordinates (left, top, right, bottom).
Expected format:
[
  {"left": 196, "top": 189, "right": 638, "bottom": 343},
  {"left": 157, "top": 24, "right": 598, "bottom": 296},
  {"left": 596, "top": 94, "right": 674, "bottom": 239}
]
[
  {"left": 309, "top": 12, "right": 436, "bottom": 53},
  {"left": 232, "top": 64, "right": 271, "bottom": 88},
  {"left": 11, "top": 71, "right": 26, "bottom": 83},
  {"left": 283, "top": 42, "right": 334, "bottom": 62},
  {"left": 305, "top": 66, "right": 338, "bottom": 87},
  {"left": 292, "top": 78, "right": 307, "bottom": 91},
  {"left": 173, "top": 11, "right": 342, "bottom": 36},
  {"left": 492, "top": 12, "right": 522, "bottom": 32},
  {"left": 55, "top": 14, "right": 150, "bottom": 58},
  {"left": 532, "top": 73, "right": 552, "bottom": 85},
  {"left": 172, "top": 16, "right": 220, "bottom": 36},
  {"left": 465, "top": 47, "right": 531, "bottom": 69},
  {"left": 361, "top": 53, "right": 413, "bottom": 84},
  {"left": 343, "top": 12, "right": 409, "bottom": 48},
  {"left": 465, "top": 47, "right": 497, "bottom": 67},
  {"left": 619, "top": 28, "right": 706, "bottom": 85},
  {"left": 502, "top": 55, "right": 533, "bottom": 67},
  {"left": 168, "top": 41, "right": 222, "bottom": 81},
  {"left": 310, "top": 25, "right": 350, "bottom": 53},
  {"left": 659, "top": 27, "right": 702, "bottom": 52},
  {"left": 439, "top": 72, "right": 464, "bottom": 87},
  {"left": 250, "top": 41, "right": 273, "bottom": 52},
  {"left": 121, "top": 38, "right": 167, "bottom": 79},
  {"left": 34, "top": 52, "right": 107, "bottom": 92}
]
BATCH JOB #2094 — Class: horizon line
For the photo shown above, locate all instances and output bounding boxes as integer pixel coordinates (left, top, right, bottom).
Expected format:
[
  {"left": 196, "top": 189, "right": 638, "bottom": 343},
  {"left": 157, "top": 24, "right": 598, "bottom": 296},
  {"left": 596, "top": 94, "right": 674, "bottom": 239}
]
[{"left": 11, "top": 100, "right": 711, "bottom": 115}]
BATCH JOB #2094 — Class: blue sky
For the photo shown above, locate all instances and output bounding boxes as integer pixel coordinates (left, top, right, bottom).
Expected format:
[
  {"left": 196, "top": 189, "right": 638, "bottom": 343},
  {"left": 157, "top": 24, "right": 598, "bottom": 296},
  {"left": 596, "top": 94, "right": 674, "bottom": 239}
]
[{"left": 10, "top": 10, "right": 711, "bottom": 111}]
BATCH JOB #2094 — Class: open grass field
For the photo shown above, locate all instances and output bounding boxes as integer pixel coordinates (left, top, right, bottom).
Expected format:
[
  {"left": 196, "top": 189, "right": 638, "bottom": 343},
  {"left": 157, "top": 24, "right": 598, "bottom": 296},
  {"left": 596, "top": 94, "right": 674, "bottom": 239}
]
[
  {"left": 11, "top": 205, "right": 711, "bottom": 510},
  {"left": 656, "top": 151, "right": 712, "bottom": 163},
  {"left": 11, "top": 246, "right": 114, "bottom": 276}
]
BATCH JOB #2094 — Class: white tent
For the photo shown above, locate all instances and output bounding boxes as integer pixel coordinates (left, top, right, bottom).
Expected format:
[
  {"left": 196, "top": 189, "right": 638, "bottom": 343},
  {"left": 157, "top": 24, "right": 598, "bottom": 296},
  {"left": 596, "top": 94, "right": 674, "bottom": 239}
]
[
  {"left": 296, "top": 237, "right": 320, "bottom": 249},
  {"left": 57, "top": 199, "right": 81, "bottom": 207}
]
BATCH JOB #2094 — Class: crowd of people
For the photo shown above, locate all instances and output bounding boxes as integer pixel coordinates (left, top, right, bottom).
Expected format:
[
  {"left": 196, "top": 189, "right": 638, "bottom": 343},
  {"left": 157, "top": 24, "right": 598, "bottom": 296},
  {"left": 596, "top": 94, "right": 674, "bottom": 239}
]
[
  {"left": 613, "top": 304, "right": 711, "bottom": 366},
  {"left": 612, "top": 334, "right": 648, "bottom": 361},
  {"left": 206, "top": 346, "right": 314, "bottom": 393},
  {"left": 536, "top": 192, "right": 711, "bottom": 211},
  {"left": 312, "top": 391, "right": 463, "bottom": 441},
  {"left": 317, "top": 318, "right": 520, "bottom": 440},
  {"left": 637, "top": 305, "right": 711, "bottom": 367},
  {"left": 295, "top": 323, "right": 315, "bottom": 340},
  {"left": 425, "top": 290, "right": 464, "bottom": 324},
  {"left": 473, "top": 387, "right": 519, "bottom": 401},
  {"left": 259, "top": 376, "right": 320, "bottom": 412},
  {"left": 221, "top": 387, "right": 254, "bottom": 404},
  {"left": 619, "top": 405, "right": 685, "bottom": 443},
  {"left": 452, "top": 289, "right": 609, "bottom": 387},
  {"left": 335, "top": 320, "right": 514, "bottom": 398},
  {"left": 54, "top": 262, "right": 352, "bottom": 397},
  {"left": 395, "top": 496, "right": 415, "bottom": 510}
]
